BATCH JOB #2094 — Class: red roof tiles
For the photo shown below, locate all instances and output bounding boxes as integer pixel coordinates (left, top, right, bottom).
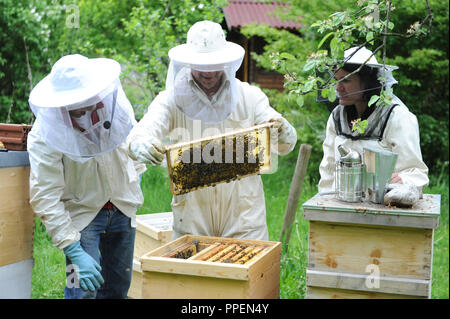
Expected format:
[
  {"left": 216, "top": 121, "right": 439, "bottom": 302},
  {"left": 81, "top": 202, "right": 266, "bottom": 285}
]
[{"left": 223, "top": 0, "right": 301, "bottom": 30}]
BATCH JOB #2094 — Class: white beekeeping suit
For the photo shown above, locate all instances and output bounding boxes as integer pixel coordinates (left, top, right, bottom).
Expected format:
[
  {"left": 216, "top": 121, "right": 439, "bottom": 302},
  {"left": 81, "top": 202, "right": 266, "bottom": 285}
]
[
  {"left": 28, "top": 54, "right": 145, "bottom": 249},
  {"left": 128, "top": 21, "right": 297, "bottom": 240},
  {"left": 318, "top": 47, "right": 429, "bottom": 194}
]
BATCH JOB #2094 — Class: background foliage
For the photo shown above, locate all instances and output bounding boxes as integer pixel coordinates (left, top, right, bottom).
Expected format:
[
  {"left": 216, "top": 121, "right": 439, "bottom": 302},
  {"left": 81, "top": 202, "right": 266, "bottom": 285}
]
[
  {"left": 1, "top": 0, "right": 447, "bottom": 300},
  {"left": 1, "top": 0, "right": 448, "bottom": 177}
]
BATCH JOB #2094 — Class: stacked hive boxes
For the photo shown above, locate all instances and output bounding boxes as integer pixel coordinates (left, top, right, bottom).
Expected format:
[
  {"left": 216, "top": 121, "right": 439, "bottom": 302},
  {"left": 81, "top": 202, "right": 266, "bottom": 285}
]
[
  {"left": 0, "top": 151, "right": 35, "bottom": 298},
  {"left": 128, "top": 212, "right": 173, "bottom": 299}
]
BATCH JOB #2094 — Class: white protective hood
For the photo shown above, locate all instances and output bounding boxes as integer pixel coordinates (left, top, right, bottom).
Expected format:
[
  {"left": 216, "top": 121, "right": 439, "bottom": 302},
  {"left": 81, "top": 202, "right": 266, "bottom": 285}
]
[
  {"left": 166, "top": 20, "right": 245, "bottom": 123},
  {"left": 29, "top": 54, "right": 135, "bottom": 161}
]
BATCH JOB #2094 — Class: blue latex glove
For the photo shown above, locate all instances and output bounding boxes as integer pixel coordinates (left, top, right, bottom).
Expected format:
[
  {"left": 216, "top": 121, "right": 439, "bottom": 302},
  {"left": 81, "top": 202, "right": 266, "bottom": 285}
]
[{"left": 63, "top": 241, "right": 104, "bottom": 292}]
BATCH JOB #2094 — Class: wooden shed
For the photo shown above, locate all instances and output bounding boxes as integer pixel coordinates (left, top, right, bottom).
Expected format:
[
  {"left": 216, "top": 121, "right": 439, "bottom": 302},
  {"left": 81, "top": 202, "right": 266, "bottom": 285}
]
[{"left": 223, "top": 0, "right": 301, "bottom": 90}]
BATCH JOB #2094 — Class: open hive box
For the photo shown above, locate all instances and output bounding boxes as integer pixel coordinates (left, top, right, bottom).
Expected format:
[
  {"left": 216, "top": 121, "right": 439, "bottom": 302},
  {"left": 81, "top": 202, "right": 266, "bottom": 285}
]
[
  {"left": 165, "top": 122, "right": 274, "bottom": 195},
  {"left": 140, "top": 235, "right": 281, "bottom": 299}
]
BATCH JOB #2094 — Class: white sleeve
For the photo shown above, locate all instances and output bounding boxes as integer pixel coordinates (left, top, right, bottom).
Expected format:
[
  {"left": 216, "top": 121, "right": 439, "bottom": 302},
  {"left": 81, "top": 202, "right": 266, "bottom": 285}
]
[
  {"left": 318, "top": 115, "right": 337, "bottom": 192},
  {"left": 27, "top": 131, "right": 80, "bottom": 249},
  {"left": 250, "top": 85, "right": 297, "bottom": 155},
  {"left": 383, "top": 107, "right": 429, "bottom": 187},
  {"left": 126, "top": 92, "right": 173, "bottom": 145}
]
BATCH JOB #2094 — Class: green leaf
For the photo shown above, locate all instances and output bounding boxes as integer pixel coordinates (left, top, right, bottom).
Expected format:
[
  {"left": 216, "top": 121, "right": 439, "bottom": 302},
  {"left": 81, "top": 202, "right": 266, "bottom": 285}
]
[
  {"left": 328, "top": 88, "right": 337, "bottom": 102},
  {"left": 280, "top": 52, "right": 295, "bottom": 60},
  {"left": 368, "top": 95, "right": 379, "bottom": 106},
  {"left": 330, "top": 36, "right": 338, "bottom": 57},
  {"left": 296, "top": 95, "right": 304, "bottom": 107},
  {"left": 303, "top": 60, "right": 316, "bottom": 72},
  {"left": 303, "top": 79, "right": 315, "bottom": 92},
  {"left": 318, "top": 32, "right": 334, "bottom": 49}
]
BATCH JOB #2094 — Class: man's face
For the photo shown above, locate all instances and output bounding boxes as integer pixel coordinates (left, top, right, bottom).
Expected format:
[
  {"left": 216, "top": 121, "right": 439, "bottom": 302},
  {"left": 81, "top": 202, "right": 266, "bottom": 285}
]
[{"left": 191, "top": 70, "right": 224, "bottom": 94}]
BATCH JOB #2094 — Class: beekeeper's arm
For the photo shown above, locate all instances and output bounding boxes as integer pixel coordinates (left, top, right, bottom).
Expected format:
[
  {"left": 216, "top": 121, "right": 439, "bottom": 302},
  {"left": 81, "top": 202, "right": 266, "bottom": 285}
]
[
  {"left": 117, "top": 86, "right": 147, "bottom": 175},
  {"left": 127, "top": 92, "right": 172, "bottom": 165},
  {"left": 383, "top": 106, "right": 429, "bottom": 188},
  {"left": 249, "top": 85, "right": 297, "bottom": 155},
  {"left": 318, "top": 114, "right": 337, "bottom": 193},
  {"left": 28, "top": 133, "right": 80, "bottom": 250}
]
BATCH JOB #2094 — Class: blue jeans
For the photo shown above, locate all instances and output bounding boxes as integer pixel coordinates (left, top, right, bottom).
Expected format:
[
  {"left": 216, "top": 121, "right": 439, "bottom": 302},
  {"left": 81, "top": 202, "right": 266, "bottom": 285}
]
[{"left": 65, "top": 207, "right": 136, "bottom": 299}]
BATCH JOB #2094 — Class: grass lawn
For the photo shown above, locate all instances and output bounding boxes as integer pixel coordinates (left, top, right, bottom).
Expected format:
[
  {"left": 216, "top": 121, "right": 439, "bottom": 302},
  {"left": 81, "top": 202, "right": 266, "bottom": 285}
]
[{"left": 31, "top": 144, "right": 449, "bottom": 299}]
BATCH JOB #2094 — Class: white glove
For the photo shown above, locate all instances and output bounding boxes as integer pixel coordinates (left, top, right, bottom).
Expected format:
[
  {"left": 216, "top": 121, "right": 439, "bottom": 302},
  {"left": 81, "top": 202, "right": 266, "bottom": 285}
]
[
  {"left": 270, "top": 118, "right": 296, "bottom": 145},
  {"left": 129, "top": 137, "right": 165, "bottom": 166},
  {"left": 384, "top": 183, "right": 420, "bottom": 207}
]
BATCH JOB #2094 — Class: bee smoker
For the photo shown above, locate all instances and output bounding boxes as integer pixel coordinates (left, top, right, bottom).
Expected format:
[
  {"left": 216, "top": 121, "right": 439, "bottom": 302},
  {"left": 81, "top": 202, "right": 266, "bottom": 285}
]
[
  {"left": 335, "top": 145, "right": 364, "bottom": 202},
  {"left": 363, "top": 147, "right": 398, "bottom": 204}
]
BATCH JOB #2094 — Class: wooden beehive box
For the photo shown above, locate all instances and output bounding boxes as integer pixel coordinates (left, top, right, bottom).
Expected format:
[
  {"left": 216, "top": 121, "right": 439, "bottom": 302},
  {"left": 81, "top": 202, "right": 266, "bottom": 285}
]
[
  {"left": 128, "top": 212, "right": 173, "bottom": 299},
  {"left": 0, "top": 151, "right": 35, "bottom": 298},
  {"left": 140, "top": 235, "right": 281, "bottom": 299},
  {"left": 0, "top": 123, "right": 32, "bottom": 151},
  {"left": 134, "top": 212, "right": 173, "bottom": 258},
  {"left": 165, "top": 122, "right": 274, "bottom": 195},
  {"left": 0, "top": 151, "right": 35, "bottom": 267},
  {"left": 302, "top": 193, "right": 441, "bottom": 299}
]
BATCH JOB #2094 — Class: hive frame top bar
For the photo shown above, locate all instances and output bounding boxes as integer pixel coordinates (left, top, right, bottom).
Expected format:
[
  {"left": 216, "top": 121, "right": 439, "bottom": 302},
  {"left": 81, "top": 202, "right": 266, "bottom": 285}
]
[{"left": 165, "top": 121, "right": 275, "bottom": 152}]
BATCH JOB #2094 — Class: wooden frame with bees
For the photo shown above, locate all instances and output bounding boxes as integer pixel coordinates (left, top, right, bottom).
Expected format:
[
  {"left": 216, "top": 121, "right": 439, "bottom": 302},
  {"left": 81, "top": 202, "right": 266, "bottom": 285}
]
[{"left": 165, "top": 122, "right": 274, "bottom": 195}]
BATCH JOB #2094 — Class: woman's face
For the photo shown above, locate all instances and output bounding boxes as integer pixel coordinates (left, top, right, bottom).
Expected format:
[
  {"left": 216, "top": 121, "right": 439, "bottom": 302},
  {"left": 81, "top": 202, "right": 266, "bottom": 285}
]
[
  {"left": 191, "top": 70, "right": 224, "bottom": 93},
  {"left": 334, "top": 69, "right": 365, "bottom": 106}
]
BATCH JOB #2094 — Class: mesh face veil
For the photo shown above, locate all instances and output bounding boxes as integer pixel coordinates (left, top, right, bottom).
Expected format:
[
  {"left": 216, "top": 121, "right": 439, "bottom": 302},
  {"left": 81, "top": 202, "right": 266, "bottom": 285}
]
[
  {"left": 166, "top": 20, "right": 245, "bottom": 123},
  {"left": 30, "top": 82, "right": 134, "bottom": 161},
  {"left": 165, "top": 59, "right": 243, "bottom": 124},
  {"left": 29, "top": 55, "right": 135, "bottom": 162}
]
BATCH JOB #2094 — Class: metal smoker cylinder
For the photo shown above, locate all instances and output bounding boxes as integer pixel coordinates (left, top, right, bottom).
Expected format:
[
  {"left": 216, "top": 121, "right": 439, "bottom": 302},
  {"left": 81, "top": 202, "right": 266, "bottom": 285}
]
[{"left": 335, "top": 145, "right": 364, "bottom": 202}]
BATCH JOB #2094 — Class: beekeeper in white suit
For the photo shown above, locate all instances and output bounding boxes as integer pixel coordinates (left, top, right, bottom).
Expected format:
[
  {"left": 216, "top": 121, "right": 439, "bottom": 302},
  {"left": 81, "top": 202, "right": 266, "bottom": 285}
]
[
  {"left": 318, "top": 46, "right": 429, "bottom": 206},
  {"left": 128, "top": 20, "right": 297, "bottom": 240},
  {"left": 28, "top": 54, "right": 145, "bottom": 298}
]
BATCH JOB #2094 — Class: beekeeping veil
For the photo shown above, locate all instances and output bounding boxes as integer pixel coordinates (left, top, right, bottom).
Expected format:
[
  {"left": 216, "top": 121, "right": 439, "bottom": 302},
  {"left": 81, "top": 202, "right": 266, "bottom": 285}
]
[
  {"left": 166, "top": 20, "right": 245, "bottom": 124},
  {"left": 29, "top": 54, "right": 134, "bottom": 162}
]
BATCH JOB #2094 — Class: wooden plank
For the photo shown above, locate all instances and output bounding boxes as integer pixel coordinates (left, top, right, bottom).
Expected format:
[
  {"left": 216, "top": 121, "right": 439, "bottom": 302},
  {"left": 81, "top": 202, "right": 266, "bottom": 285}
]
[
  {"left": 303, "top": 193, "right": 441, "bottom": 220},
  {"left": 136, "top": 212, "right": 173, "bottom": 241},
  {"left": 303, "top": 207, "right": 439, "bottom": 229},
  {"left": 142, "top": 271, "right": 248, "bottom": 299},
  {"left": 280, "top": 144, "right": 312, "bottom": 248},
  {"left": 128, "top": 258, "right": 142, "bottom": 299},
  {"left": 134, "top": 213, "right": 173, "bottom": 258},
  {"left": 0, "top": 166, "right": 35, "bottom": 267},
  {"left": 306, "top": 269, "right": 430, "bottom": 297},
  {"left": 247, "top": 242, "right": 281, "bottom": 298},
  {"left": 306, "top": 286, "right": 423, "bottom": 299},
  {"left": 141, "top": 256, "right": 249, "bottom": 280},
  {"left": 308, "top": 221, "right": 433, "bottom": 281}
]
